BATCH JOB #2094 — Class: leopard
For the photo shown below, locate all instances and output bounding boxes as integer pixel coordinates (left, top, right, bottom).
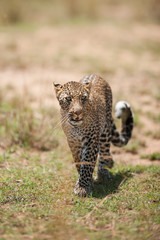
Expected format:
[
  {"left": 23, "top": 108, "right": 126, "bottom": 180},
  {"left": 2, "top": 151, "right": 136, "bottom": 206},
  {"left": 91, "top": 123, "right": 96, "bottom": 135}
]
[{"left": 53, "top": 74, "right": 134, "bottom": 197}]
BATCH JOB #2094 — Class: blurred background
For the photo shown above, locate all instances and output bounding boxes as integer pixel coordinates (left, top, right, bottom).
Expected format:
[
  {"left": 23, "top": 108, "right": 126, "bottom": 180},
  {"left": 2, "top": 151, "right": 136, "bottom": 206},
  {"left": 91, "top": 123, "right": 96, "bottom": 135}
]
[{"left": 0, "top": 0, "right": 160, "bottom": 25}]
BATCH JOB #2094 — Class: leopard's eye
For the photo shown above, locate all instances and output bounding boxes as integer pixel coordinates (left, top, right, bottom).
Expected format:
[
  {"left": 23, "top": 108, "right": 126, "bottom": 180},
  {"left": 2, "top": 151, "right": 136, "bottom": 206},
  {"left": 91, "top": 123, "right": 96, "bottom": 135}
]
[
  {"left": 81, "top": 95, "right": 87, "bottom": 103},
  {"left": 65, "top": 97, "right": 72, "bottom": 102}
]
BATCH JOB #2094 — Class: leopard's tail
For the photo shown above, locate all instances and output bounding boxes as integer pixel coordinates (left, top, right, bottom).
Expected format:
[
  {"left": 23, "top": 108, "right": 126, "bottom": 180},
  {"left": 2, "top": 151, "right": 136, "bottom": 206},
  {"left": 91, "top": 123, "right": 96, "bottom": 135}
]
[{"left": 111, "top": 101, "right": 134, "bottom": 147}]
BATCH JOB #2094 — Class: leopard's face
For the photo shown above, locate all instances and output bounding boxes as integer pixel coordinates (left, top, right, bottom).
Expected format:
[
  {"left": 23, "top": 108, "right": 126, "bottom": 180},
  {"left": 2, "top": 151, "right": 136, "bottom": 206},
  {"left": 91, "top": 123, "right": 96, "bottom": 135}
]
[{"left": 54, "top": 81, "right": 91, "bottom": 126}]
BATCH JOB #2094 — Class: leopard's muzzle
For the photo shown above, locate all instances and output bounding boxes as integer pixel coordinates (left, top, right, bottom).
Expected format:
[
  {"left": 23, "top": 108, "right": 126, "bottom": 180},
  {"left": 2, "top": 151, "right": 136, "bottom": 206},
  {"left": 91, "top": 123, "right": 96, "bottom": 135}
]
[{"left": 69, "top": 110, "right": 84, "bottom": 126}]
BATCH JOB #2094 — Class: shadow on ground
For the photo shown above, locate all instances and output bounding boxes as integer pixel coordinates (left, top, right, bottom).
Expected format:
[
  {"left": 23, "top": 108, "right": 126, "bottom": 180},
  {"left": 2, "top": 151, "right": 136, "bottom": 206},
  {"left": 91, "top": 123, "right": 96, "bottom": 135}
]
[{"left": 93, "top": 170, "right": 133, "bottom": 199}]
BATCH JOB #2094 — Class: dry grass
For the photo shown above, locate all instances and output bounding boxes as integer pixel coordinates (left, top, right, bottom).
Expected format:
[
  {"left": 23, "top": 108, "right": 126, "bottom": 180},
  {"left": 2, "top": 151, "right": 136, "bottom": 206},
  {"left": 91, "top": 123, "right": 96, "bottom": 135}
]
[{"left": 0, "top": 88, "right": 59, "bottom": 151}]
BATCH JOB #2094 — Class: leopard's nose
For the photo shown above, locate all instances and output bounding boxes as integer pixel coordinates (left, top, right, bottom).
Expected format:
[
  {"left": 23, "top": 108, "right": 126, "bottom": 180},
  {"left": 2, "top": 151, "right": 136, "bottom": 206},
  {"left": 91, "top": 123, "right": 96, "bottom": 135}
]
[
  {"left": 69, "top": 104, "right": 83, "bottom": 119},
  {"left": 70, "top": 109, "right": 83, "bottom": 121},
  {"left": 74, "top": 110, "right": 82, "bottom": 116}
]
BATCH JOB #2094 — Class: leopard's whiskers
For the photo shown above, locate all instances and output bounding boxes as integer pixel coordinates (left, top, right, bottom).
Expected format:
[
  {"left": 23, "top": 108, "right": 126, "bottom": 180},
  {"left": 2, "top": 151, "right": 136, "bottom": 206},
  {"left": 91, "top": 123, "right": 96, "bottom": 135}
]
[
  {"left": 37, "top": 114, "right": 69, "bottom": 142},
  {"left": 52, "top": 114, "right": 69, "bottom": 132}
]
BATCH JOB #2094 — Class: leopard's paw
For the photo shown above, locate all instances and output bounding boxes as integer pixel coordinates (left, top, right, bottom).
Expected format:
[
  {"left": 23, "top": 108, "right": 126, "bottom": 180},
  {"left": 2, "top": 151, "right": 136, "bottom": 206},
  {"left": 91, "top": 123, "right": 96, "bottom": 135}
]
[
  {"left": 74, "top": 181, "right": 92, "bottom": 197},
  {"left": 97, "top": 168, "right": 111, "bottom": 182}
]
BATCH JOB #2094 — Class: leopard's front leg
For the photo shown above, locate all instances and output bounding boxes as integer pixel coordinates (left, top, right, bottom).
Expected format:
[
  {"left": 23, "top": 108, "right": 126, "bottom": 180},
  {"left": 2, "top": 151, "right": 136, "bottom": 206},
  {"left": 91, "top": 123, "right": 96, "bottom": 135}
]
[
  {"left": 68, "top": 141, "right": 82, "bottom": 174},
  {"left": 74, "top": 137, "right": 99, "bottom": 197}
]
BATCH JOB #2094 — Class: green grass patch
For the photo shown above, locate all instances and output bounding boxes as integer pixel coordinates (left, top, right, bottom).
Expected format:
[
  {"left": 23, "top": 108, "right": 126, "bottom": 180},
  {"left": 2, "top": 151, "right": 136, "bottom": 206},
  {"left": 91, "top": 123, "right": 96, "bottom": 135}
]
[
  {"left": 1, "top": 156, "right": 160, "bottom": 239},
  {"left": 141, "top": 152, "right": 160, "bottom": 161}
]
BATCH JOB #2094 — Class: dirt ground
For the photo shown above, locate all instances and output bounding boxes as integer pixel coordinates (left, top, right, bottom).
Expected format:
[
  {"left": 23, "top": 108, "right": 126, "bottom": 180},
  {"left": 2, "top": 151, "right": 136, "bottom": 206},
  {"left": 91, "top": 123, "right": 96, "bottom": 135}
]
[{"left": 0, "top": 21, "right": 160, "bottom": 166}]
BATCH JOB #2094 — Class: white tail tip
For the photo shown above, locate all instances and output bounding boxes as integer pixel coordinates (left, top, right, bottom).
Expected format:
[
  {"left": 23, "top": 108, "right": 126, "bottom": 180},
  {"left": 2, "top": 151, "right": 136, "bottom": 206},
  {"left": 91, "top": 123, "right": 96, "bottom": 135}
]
[{"left": 115, "top": 101, "right": 130, "bottom": 119}]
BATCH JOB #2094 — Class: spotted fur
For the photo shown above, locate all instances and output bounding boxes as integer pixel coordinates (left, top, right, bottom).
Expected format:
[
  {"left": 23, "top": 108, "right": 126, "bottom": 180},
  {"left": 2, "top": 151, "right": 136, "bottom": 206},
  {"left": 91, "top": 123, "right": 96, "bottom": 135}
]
[{"left": 54, "top": 74, "right": 134, "bottom": 197}]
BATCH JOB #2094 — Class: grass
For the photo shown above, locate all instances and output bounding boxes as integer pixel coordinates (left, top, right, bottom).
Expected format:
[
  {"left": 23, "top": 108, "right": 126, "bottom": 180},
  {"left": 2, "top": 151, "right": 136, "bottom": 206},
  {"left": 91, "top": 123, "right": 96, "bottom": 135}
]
[
  {"left": 123, "top": 139, "right": 146, "bottom": 154},
  {"left": 0, "top": 91, "right": 59, "bottom": 151},
  {"left": 1, "top": 152, "right": 160, "bottom": 239},
  {"left": 141, "top": 152, "right": 160, "bottom": 161},
  {"left": 146, "top": 112, "right": 160, "bottom": 124},
  {"left": 145, "top": 130, "right": 160, "bottom": 140},
  {"left": 0, "top": 92, "right": 160, "bottom": 239},
  {"left": 133, "top": 112, "right": 143, "bottom": 129}
]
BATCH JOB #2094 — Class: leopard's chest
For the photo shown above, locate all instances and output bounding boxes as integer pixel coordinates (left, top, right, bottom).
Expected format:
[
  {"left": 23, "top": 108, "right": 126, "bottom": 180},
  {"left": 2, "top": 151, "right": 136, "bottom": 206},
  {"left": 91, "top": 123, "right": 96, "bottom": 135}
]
[
  {"left": 70, "top": 125, "right": 93, "bottom": 139},
  {"left": 66, "top": 122, "right": 103, "bottom": 145}
]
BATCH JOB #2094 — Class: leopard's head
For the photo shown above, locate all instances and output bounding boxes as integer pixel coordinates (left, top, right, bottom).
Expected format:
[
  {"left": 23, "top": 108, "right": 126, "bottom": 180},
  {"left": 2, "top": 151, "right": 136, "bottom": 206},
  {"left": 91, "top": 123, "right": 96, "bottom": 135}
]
[{"left": 53, "top": 81, "right": 91, "bottom": 126}]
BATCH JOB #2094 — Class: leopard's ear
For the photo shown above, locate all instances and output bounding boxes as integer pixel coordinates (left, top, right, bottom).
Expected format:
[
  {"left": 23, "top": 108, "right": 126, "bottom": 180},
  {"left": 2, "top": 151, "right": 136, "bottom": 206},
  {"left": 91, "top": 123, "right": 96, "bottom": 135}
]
[
  {"left": 84, "top": 82, "right": 92, "bottom": 92},
  {"left": 53, "top": 82, "right": 63, "bottom": 97}
]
